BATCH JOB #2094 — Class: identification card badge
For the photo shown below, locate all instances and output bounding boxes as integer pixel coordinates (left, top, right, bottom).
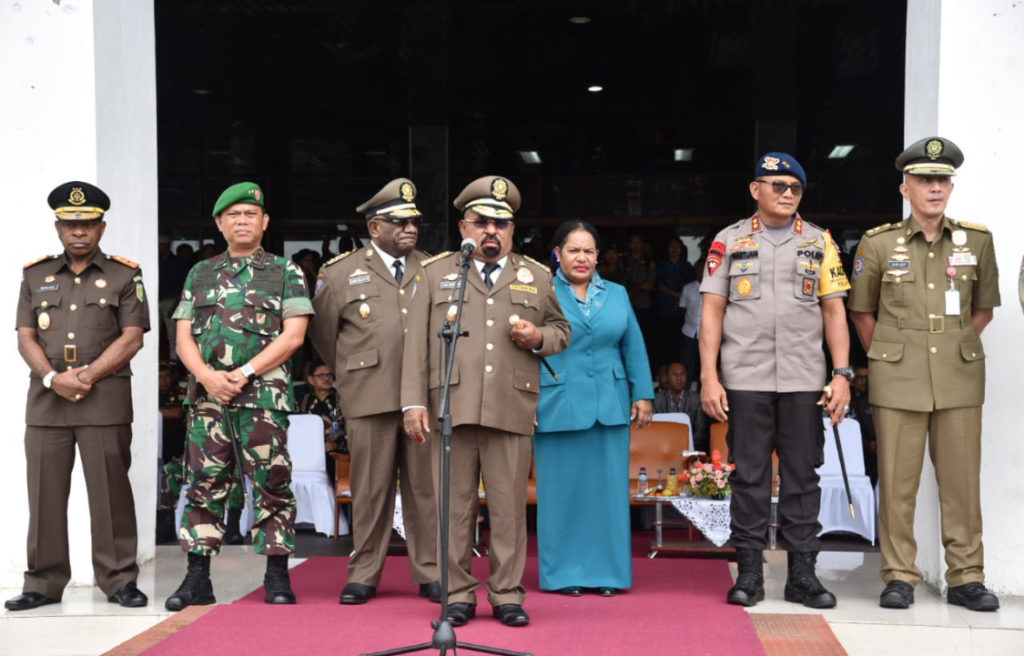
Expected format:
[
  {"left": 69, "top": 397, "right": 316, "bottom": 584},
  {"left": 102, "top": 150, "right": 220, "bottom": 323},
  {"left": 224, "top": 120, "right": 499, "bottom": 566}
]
[{"left": 945, "top": 268, "right": 959, "bottom": 315}]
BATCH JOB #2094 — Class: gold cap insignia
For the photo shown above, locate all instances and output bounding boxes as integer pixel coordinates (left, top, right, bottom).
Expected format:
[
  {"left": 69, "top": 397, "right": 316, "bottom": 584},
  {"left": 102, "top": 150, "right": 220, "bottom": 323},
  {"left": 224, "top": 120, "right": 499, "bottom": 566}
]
[
  {"left": 68, "top": 187, "right": 86, "bottom": 206},
  {"left": 252, "top": 189, "right": 262, "bottom": 201},
  {"left": 926, "top": 139, "right": 943, "bottom": 160},
  {"left": 491, "top": 178, "right": 508, "bottom": 201},
  {"left": 761, "top": 156, "right": 780, "bottom": 171},
  {"left": 400, "top": 182, "right": 415, "bottom": 202}
]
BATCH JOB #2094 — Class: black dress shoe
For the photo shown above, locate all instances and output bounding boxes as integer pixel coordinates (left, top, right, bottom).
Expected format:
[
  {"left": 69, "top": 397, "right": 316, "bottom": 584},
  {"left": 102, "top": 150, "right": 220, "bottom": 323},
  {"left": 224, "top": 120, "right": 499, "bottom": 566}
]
[
  {"left": 419, "top": 581, "right": 442, "bottom": 603},
  {"left": 879, "top": 580, "right": 914, "bottom": 609},
  {"left": 948, "top": 582, "right": 1000, "bottom": 611},
  {"left": 339, "top": 582, "right": 376, "bottom": 605},
  {"left": 4, "top": 592, "right": 58, "bottom": 611},
  {"left": 492, "top": 603, "right": 530, "bottom": 627},
  {"left": 108, "top": 582, "right": 148, "bottom": 608},
  {"left": 446, "top": 602, "right": 476, "bottom": 627},
  {"left": 557, "top": 586, "right": 583, "bottom": 596}
]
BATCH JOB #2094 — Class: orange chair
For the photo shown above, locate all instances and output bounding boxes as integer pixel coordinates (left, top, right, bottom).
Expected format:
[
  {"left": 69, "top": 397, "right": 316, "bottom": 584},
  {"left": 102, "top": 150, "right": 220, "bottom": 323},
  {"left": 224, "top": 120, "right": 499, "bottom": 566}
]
[
  {"left": 629, "top": 420, "right": 690, "bottom": 494},
  {"left": 331, "top": 453, "right": 352, "bottom": 540}
]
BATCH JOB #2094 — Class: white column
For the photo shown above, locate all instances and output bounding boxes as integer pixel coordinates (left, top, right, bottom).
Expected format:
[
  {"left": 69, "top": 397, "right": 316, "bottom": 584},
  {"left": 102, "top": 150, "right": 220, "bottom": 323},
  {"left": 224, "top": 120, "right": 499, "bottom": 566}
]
[
  {"left": 0, "top": 0, "right": 158, "bottom": 587},
  {"left": 905, "top": 0, "right": 1024, "bottom": 594}
]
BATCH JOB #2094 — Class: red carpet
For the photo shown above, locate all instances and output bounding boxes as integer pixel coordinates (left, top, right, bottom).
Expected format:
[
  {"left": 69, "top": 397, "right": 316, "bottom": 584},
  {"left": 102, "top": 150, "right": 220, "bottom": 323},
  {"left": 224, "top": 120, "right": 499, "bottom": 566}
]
[{"left": 138, "top": 556, "right": 765, "bottom": 656}]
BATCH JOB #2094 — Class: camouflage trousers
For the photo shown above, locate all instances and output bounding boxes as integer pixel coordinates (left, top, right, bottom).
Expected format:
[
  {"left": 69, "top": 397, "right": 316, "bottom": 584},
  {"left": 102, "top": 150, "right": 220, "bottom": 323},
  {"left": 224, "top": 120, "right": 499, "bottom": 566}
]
[
  {"left": 180, "top": 402, "right": 296, "bottom": 556},
  {"left": 160, "top": 456, "right": 245, "bottom": 512}
]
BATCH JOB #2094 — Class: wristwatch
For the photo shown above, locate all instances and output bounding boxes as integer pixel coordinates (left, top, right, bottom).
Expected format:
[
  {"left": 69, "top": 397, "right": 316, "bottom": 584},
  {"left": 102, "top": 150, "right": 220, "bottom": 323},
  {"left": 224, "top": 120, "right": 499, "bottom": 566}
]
[
  {"left": 42, "top": 370, "right": 57, "bottom": 389},
  {"left": 831, "top": 367, "right": 855, "bottom": 381},
  {"left": 240, "top": 363, "right": 257, "bottom": 383}
]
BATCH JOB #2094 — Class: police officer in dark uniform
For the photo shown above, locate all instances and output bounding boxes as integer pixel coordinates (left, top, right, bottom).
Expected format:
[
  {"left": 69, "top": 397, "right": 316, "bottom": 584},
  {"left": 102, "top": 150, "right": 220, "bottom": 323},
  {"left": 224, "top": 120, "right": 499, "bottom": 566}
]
[{"left": 6, "top": 181, "right": 150, "bottom": 611}]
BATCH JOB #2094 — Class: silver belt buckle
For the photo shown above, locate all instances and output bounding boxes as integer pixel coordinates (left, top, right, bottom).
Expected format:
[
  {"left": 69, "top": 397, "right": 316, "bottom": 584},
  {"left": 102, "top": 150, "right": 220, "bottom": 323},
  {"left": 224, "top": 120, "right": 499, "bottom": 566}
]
[{"left": 928, "top": 314, "right": 945, "bottom": 334}]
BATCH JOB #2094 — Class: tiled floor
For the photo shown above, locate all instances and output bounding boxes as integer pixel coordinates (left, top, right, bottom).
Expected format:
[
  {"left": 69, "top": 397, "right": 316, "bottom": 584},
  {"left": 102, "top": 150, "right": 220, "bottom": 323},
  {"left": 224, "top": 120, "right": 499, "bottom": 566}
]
[{"left": 1, "top": 542, "right": 1022, "bottom": 656}]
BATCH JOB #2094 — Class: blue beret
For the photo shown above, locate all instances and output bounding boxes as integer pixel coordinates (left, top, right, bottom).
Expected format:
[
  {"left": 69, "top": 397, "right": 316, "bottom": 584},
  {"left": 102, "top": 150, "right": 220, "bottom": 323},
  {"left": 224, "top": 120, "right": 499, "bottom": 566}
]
[{"left": 754, "top": 152, "right": 806, "bottom": 186}]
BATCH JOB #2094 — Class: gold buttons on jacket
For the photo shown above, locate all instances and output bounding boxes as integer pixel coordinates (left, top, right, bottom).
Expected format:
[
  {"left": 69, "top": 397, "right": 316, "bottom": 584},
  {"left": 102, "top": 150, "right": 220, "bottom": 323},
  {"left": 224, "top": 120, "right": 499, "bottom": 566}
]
[
  {"left": 927, "top": 283, "right": 935, "bottom": 290},
  {"left": 41, "top": 301, "right": 48, "bottom": 308},
  {"left": 929, "top": 346, "right": 938, "bottom": 354},
  {"left": 485, "top": 364, "right": 493, "bottom": 373},
  {"left": 67, "top": 332, "right": 75, "bottom": 340},
  {"left": 399, "top": 289, "right": 405, "bottom": 295},
  {"left": 99, "top": 298, "right": 107, "bottom": 305},
  {"left": 70, "top": 304, "right": 77, "bottom": 311},
  {"left": 486, "top": 319, "right": 494, "bottom": 327},
  {"left": 74, "top": 277, "right": 81, "bottom": 284},
  {"left": 928, "top": 252, "right": 935, "bottom": 259},
  {"left": 486, "top": 343, "right": 494, "bottom": 351},
  {"left": 486, "top": 298, "right": 494, "bottom": 305}
]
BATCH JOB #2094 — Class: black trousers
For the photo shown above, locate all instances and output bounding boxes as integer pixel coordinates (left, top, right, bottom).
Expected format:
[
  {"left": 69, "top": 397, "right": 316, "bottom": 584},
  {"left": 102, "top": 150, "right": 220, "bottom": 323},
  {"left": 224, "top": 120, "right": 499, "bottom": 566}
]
[{"left": 725, "top": 390, "right": 824, "bottom": 551}]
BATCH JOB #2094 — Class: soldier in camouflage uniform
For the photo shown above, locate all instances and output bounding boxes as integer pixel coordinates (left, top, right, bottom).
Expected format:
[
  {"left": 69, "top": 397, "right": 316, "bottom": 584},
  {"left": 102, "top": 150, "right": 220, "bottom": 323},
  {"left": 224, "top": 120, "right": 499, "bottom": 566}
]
[{"left": 165, "top": 182, "right": 313, "bottom": 610}]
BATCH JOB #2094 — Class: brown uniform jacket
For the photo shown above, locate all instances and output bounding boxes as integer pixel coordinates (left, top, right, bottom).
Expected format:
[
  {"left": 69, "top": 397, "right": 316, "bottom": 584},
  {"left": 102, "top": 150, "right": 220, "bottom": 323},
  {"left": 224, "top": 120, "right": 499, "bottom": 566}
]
[
  {"left": 17, "top": 250, "right": 150, "bottom": 426},
  {"left": 401, "top": 252, "right": 571, "bottom": 436},
  {"left": 848, "top": 216, "right": 1000, "bottom": 411},
  {"left": 309, "top": 246, "right": 426, "bottom": 418}
]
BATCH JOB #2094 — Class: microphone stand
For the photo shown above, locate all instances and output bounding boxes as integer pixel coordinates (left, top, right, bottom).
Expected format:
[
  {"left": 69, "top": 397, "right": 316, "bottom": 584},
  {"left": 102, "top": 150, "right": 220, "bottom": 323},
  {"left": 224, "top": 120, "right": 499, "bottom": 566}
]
[{"left": 364, "top": 247, "right": 530, "bottom": 656}]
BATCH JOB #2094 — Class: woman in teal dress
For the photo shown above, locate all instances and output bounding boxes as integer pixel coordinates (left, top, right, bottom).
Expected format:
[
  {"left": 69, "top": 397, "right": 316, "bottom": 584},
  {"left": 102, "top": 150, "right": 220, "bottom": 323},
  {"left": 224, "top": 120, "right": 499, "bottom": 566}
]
[{"left": 534, "top": 220, "right": 654, "bottom": 596}]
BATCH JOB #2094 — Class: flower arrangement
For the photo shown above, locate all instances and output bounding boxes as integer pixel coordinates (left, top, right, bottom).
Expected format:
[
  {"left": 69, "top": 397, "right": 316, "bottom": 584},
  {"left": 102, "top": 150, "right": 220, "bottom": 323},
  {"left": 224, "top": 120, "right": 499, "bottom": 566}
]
[{"left": 680, "top": 449, "right": 735, "bottom": 500}]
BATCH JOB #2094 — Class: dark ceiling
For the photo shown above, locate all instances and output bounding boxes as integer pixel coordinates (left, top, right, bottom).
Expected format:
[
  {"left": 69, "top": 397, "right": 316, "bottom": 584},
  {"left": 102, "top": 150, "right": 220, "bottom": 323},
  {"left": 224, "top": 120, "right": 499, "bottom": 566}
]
[{"left": 155, "top": 0, "right": 907, "bottom": 247}]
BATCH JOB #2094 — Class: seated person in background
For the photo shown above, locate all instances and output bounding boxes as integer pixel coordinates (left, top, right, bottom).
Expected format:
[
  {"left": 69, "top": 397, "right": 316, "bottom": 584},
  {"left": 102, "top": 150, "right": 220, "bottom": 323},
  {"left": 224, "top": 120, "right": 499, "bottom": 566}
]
[
  {"left": 296, "top": 361, "right": 348, "bottom": 479},
  {"left": 848, "top": 364, "right": 878, "bottom": 485},
  {"left": 157, "top": 361, "right": 187, "bottom": 543},
  {"left": 653, "top": 362, "right": 708, "bottom": 453}
]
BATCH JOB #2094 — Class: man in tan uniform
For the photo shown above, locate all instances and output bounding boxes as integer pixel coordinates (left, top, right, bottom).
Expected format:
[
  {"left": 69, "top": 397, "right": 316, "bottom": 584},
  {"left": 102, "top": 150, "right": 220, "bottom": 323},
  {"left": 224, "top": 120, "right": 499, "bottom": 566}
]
[
  {"left": 309, "top": 178, "right": 439, "bottom": 605},
  {"left": 6, "top": 181, "right": 150, "bottom": 611},
  {"left": 700, "top": 153, "right": 852, "bottom": 609},
  {"left": 403, "top": 175, "right": 571, "bottom": 627},
  {"left": 849, "top": 137, "right": 1001, "bottom": 611}
]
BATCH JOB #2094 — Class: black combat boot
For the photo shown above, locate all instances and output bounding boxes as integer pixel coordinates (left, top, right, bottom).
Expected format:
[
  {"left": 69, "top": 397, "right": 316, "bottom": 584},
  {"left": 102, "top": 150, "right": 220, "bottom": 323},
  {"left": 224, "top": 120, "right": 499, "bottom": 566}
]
[
  {"left": 164, "top": 553, "right": 215, "bottom": 611},
  {"left": 155, "top": 509, "right": 178, "bottom": 545},
  {"left": 223, "top": 508, "right": 244, "bottom": 545},
  {"left": 783, "top": 551, "right": 837, "bottom": 608},
  {"left": 264, "top": 555, "right": 296, "bottom": 604},
  {"left": 727, "top": 548, "right": 765, "bottom": 607}
]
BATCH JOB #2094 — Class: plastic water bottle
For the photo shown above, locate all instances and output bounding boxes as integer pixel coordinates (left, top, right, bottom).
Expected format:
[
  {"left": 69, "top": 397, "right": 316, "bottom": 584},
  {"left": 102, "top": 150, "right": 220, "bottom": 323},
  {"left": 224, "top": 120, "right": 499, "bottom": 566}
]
[
  {"left": 637, "top": 467, "right": 649, "bottom": 496},
  {"left": 667, "top": 467, "right": 678, "bottom": 495},
  {"left": 329, "top": 407, "right": 342, "bottom": 440}
]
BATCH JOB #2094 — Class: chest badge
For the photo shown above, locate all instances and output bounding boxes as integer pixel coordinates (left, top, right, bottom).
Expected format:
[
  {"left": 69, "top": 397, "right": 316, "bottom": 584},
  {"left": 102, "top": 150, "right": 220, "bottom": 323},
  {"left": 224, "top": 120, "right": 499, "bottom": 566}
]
[
  {"left": 95, "top": 278, "right": 108, "bottom": 288},
  {"left": 952, "top": 230, "right": 968, "bottom": 247},
  {"left": 358, "top": 302, "right": 371, "bottom": 319},
  {"left": 516, "top": 268, "right": 534, "bottom": 284},
  {"left": 737, "top": 278, "right": 753, "bottom": 296},
  {"left": 44, "top": 275, "right": 56, "bottom": 283},
  {"left": 446, "top": 304, "right": 458, "bottom": 323},
  {"left": 38, "top": 312, "right": 50, "bottom": 330}
]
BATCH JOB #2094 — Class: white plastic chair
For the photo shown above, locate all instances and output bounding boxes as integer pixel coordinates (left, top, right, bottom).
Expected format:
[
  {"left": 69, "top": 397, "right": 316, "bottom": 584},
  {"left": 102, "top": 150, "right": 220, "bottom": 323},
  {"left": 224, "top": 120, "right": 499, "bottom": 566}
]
[
  {"left": 816, "top": 416, "right": 876, "bottom": 544},
  {"left": 287, "top": 413, "right": 348, "bottom": 537},
  {"left": 652, "top": 412, "right": 694, "bottom": 451}
]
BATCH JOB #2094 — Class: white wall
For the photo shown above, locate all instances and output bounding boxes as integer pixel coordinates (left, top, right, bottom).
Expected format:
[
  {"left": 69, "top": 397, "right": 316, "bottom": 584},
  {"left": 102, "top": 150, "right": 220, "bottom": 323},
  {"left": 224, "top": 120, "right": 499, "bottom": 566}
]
[
  {"left": 905, "top": 0, "right": 1024, "bottom": 594},
  {"left": 0, "top": 0, "right": 158, "bottom": 587}
]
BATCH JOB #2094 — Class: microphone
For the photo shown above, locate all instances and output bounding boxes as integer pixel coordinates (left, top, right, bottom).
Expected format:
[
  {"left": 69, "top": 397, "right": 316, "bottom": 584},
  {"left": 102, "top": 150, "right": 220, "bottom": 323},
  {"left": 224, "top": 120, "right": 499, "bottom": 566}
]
[{"left": 460, "top": 237, "right": 477, "bottom": 258}]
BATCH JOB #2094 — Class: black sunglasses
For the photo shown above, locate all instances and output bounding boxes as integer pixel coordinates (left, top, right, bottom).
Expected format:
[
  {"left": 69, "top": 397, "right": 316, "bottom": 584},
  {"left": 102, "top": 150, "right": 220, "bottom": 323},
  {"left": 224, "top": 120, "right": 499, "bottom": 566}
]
[
  {"left": 467, "top": 218, "right": 512, "bottom": 230},
  {"left": 380, "top": 216, "right": 422, "bottom": 227},
  {"left": 755, "top": 180, "right": 804, "bottom": 196}
]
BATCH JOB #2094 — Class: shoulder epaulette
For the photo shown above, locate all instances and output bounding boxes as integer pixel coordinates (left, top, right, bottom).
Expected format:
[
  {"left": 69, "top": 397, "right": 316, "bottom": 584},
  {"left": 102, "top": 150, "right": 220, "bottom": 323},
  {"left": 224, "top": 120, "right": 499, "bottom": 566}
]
[
  {"left": 109, "top": 254, "right": 140, "bottom": 269},
  {"left": 519, "top": 254, "right": 551, "bottom": 274},
  {"left": 864, "top": 222, "right": 898, "bottom": 237},
  {"left": 23, "top": 255, "right": 54, "bottom": 269},
  {"left": 421, "top": 251, "right": 453, "bottom": 267},
  {"left": 323, "top": 250, "right": 352, "bottom": 267},
  {"left": 954, "top": 219, "right": 990, "bottom": 233}
]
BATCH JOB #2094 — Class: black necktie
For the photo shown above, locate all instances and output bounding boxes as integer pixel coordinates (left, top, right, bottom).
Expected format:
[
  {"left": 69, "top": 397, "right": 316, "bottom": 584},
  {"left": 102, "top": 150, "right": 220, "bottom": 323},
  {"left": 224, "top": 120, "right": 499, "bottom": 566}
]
[
  {"left": 482, "top": 262, "right": 499, "bottom": 289},
  {"left": 392, "top": 260, "right": 404, "bottom": 284}
]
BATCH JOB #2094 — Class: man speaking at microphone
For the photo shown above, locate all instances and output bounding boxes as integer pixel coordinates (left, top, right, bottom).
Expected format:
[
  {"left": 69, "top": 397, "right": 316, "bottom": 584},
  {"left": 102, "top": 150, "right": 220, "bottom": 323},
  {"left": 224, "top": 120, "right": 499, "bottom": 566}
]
[{"left": 402, "top": 175, "right": 570, "bottom": 627}]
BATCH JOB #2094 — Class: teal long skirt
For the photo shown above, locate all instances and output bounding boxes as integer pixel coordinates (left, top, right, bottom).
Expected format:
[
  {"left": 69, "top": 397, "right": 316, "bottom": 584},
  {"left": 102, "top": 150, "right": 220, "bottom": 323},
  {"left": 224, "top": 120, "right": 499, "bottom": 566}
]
[{"left": 533, "top": 423, "right": 632, "bottom": 590}]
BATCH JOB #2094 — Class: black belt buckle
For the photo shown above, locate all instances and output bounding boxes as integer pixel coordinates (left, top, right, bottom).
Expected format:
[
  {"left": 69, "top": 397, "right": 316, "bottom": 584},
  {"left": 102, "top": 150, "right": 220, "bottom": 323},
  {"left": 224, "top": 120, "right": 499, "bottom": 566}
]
[{"left": 64, "top": 344, "right": 77, "bottom": 363}]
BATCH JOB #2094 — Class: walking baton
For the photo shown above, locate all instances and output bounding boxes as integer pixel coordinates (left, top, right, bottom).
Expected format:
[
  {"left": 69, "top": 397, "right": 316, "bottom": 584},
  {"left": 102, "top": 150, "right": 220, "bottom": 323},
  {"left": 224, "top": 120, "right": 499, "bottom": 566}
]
[{"left": 822, "top": 385, "right": 855, "bottom": 519}]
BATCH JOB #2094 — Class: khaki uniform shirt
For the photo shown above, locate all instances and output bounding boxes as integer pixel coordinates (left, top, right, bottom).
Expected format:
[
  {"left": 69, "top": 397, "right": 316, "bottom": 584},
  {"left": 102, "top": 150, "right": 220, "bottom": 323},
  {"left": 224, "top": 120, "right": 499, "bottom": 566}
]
[
  {"left": 401, "top": 252, "right": 571, "bottom": 436},
  {"left": 17, "top": 250, "right": 150, "bottom": 426},
  {"left": 700, "top": 214, "right": 850, "bottom": 392},
  {"left": 309, "top": 246, "right": 426, "bottom": 418},
  {"left": 172, "top": 247, "right": 313, "bottom": 411},
  {"left": 848, "top": 216, "right": 1000, "bottom": 411}
]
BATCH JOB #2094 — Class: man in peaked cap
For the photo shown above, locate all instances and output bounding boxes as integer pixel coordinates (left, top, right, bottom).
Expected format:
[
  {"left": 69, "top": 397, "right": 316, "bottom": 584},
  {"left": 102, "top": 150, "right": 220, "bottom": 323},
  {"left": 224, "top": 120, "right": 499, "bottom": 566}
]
[
  {"left": 309, "top": 178, "right": 440, "bottom": 606},
  {"left": 402, "top": 175, "right": 570, "bottom": 627},
  {"left": 700, "top": 153, "right": 852, "bottom": 610},
  {"left": 167, "top": 181, "right": 313, "bottom": 609},
  {"left": 849, "top": 137, "right": 1001, "bottom": 611},
  {"left": 6, "top": 182, "right": 151, "bottom": 611}
]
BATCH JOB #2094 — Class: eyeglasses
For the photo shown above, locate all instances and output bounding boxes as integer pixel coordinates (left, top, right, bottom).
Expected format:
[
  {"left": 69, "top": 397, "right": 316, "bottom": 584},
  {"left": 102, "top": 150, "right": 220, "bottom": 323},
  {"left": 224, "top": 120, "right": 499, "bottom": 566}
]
[
  {"left": 755, "top": 180, "right": 804, "bottom": 196},
  {"left": 466, "top": 218, "right": 512, "bottom": 230},
  {"left": 380, "top": 216, "right": 422, "bottom": 228},
  {"left": 312, "top": 372, "right": 335, "bottom": 379}
]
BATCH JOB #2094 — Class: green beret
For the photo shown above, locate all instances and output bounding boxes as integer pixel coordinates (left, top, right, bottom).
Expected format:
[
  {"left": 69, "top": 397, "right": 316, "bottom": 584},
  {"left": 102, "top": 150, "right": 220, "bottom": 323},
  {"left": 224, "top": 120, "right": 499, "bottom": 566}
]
[
  {"left": 212, "top": 181, "right": 266, "bottom": 218},
  {"left": 452, "top": 175, "right": 521, "bottom": 219},
  {"left": 896, "top": 137, "right": 964, "bottom": 176}
]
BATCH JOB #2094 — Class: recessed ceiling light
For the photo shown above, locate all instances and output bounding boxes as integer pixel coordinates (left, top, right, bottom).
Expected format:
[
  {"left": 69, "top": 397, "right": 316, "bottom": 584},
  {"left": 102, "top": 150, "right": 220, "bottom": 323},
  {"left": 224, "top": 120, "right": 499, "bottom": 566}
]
[
  {"left": 518, "top": 150, "right": 542, "bottom": 165},
  {"left": 828, "top": 144, "right": 855, "bottom": 159},
  {"left": 674, "top": 148, "right": 694, "bottom": 162},
  {"left": 587, "top": 85, "right": 603, "bottom": 93},
  {"left": 569, "top": 16, "right": 591, "bottom": 24},
  {"left": 191, "top": 88, "right": 210, "bottom": 95}
]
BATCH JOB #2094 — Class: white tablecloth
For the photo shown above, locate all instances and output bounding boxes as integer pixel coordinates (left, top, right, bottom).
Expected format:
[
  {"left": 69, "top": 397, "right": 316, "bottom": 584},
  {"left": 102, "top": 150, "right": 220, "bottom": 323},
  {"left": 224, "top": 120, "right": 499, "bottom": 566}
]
[{"left": 670, "top": 497, "right": 733, "bottom": 547}]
